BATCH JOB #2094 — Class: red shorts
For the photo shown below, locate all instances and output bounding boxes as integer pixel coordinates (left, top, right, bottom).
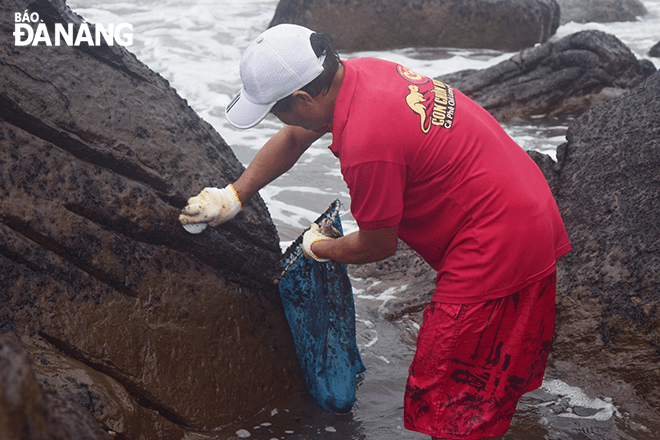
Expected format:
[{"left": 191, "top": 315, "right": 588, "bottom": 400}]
[{"left": 404, "top": 271, "right": 556, "bottom": 439}]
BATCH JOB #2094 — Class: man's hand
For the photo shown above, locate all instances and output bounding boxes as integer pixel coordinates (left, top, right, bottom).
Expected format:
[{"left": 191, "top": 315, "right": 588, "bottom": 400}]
[
  {"left": 302, "top": 221, "right": 340, "bottom": 262},
  {"left": 179, "top": 185, "right": 242, "bottom": 228},
  {"left": 307, "top": 225, "right": 399, "bottom": 264}
]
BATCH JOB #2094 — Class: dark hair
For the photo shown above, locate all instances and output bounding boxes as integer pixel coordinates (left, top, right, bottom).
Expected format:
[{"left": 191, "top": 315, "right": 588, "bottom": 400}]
[{"left": 271, "top": 33, "right": 340, "bottom": 114}]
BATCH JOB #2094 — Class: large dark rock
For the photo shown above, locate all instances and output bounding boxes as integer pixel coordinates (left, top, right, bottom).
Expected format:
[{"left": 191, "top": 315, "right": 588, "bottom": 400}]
[
  {"left": 1, "top": 0, "right": 303, "bottom": 437},
  {"left": 556, "top": 0, "right": 648, "bottom": 25},
  {"left": 439, "top": 30, "right": 657, "bottom": 121},
  {"left": 0, "top": 337, "right": 111, "bottom": 440},
  {"left": 650, "top": 41, "right": 660, "bottom": 58},
  {"left": 270, "top": 0, "right": 560, "bottom": 52},
  {"left": 542, "top": 70, "right": 660, "bottom": 410}
]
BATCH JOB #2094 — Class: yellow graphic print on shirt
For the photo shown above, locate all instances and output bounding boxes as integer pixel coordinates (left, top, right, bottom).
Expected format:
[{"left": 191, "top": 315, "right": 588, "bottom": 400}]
[{"left": 397, "top": 65, "right": 456, "bottom": 134}]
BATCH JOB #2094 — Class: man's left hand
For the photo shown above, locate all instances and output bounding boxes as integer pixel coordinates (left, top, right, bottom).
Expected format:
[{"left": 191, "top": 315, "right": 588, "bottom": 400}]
[{"left": 302, "top": 221, "right": 339, "bottom": 262}]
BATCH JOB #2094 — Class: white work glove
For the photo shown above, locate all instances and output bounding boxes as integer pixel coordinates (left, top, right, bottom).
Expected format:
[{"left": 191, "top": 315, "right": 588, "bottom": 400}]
[
  {"left": 179, "top": 184, "right": 242, "bottom": 231},
  {"left": 302, "top": 220, "right": 341, "bottom": 262}
]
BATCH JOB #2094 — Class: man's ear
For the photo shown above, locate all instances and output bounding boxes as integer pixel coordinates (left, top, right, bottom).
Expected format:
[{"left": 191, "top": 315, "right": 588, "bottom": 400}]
[{"left": 291, "top": 90, "right": 314, "bottom": 105}]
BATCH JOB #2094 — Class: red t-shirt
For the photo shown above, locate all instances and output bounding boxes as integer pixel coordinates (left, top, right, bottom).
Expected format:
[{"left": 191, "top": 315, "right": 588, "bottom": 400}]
[{"left": 325, "top": 58, "right": 571, "bottom": 303}]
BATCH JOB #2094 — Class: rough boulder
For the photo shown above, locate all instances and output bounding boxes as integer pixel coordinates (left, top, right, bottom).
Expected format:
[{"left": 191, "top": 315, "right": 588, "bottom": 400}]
[
  {"left": 556, "top": 0, "right": 648, "bottom": 25},
  {"left": 535, "top": 70, "right": 660, "bottom": 410},
  {"left": 650, "top": 41, "right": 660, "bottom": 58},
  {"left": 439, "top": 30, "right": 656, "bottom": 121},
  {"left": 1, "top": 0, "right": 303, "bottom": 437},
  {"left": 0, "top": 337, "right": 112, "bottom": 440},
  {"left": 270, "top": 0, "right": 560, "bottom": 52}
]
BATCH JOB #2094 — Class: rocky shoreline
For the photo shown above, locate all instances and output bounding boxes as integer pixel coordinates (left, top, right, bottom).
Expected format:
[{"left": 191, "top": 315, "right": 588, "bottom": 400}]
[{"left": 2, "top": 0, "right": 660, "bottom": 438}]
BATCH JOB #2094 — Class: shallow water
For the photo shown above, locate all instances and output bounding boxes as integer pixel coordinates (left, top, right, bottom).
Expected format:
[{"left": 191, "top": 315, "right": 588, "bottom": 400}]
[{"left": 66, "top": 0, "right": 660, "bottom": 438}]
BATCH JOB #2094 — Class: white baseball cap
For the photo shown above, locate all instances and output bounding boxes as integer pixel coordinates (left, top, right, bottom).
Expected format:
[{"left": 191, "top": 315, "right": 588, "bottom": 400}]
[{"left": 225, "top": 24, "right": 326, "bottom": 129}]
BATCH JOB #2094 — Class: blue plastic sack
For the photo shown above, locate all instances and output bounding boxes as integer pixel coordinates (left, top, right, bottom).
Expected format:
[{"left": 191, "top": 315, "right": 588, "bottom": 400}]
[{"left": 277, "top": 200, "right": 366, "bottom": 413}]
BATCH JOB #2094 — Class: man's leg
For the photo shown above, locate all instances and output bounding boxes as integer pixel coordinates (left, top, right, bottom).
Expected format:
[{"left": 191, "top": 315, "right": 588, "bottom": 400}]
[{"left": 405, "top": 272, "right": 556, "bottom": 439}]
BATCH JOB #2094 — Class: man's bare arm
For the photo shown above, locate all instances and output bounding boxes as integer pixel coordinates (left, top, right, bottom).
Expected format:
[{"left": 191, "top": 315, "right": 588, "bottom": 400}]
[
  {"left": 311, "top": 225, "right": 399, "bottom": 264},
  {"left": 233, "top": 125, "right": 323, "bottom": 204}
]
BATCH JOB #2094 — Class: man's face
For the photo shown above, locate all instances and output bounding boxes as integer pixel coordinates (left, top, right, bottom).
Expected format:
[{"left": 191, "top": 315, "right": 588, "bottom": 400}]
[
  {"left": 272, "top": 91, "right": 330, "bottom": 131},
  {"left": 273, "top": 106, "right": 323, "bottom": 131}
]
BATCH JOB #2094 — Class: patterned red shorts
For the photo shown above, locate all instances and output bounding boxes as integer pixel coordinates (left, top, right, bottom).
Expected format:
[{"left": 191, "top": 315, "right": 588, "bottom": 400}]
[{"left": 404, "top": 271, "right": 556, "bottom": 439}]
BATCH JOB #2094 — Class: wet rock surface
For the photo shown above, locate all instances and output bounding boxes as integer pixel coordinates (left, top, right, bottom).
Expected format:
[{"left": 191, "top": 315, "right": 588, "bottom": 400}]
[
  {"left": 0, "top": 337, "right": 111, "bottom": 440},
  {"left": 543, "top": 69, "right": 660, "bottom": 411},
  {"left": 1, "top": 0, "right": 303, "bottom": 437},
  {"left": 270, "top": 0, "right": 560, "bottom": 52},
  {"left": 439, "top": 30, "right": 657, "bottom": 121},
  {"left": 349, "top": 241, "right": 435, "bottom": 321},
  {"left": 556, "top": 0, "right": 648, "bottom": 25},
  {"left": 650, "top": 41, "right": 660, "bottom": 58}
]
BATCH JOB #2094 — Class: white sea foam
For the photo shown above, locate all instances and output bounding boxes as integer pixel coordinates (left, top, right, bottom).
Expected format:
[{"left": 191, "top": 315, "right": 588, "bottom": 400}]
[
  {"left": 259, "top": 186, "right": 330, "bottom": 230},
  {"left": 541, "top": 379, "right": 621, "bottom": 421},
  {"left": 362, "top": 330, "right": 379, "bottom": 349}
]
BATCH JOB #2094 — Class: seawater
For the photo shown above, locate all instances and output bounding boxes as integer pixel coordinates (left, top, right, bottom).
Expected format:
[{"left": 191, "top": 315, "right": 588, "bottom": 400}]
[{"left": 67, "top": 1, "right": 660, "bottom": 438}]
